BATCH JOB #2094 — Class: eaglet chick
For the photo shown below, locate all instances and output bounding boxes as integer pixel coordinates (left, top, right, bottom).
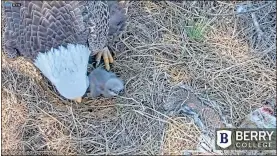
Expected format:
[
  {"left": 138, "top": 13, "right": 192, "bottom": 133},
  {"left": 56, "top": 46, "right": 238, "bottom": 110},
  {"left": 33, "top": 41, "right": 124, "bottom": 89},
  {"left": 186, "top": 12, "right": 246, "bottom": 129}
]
[{"left": 88, "top": 68, "right": 124, "bottom": 98}]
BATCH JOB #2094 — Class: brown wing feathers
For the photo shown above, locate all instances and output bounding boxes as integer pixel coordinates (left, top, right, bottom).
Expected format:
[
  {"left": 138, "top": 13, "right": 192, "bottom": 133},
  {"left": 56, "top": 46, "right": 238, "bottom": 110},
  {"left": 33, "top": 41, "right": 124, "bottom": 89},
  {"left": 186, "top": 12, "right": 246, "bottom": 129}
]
[
  {"left": 3, "top": 1, "right": 127, "bottom": 60},
  {"left": 3, "top": 1, "right": 88, "bottom": 60}
]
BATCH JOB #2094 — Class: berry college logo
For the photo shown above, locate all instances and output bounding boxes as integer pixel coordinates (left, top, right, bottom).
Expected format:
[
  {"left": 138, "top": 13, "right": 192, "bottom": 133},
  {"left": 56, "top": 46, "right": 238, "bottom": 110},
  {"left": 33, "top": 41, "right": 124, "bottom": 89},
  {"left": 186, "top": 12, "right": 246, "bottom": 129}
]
[{"left": 216, "top": 130, "right": 232, "bottom": 149}]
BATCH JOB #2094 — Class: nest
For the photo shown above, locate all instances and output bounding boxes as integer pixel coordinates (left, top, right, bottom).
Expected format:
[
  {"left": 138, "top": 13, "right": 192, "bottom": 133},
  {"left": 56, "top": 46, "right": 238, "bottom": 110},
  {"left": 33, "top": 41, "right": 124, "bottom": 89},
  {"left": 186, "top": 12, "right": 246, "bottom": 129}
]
[{"left": 2, "top": 1, "right": 276, "bottom": 155}]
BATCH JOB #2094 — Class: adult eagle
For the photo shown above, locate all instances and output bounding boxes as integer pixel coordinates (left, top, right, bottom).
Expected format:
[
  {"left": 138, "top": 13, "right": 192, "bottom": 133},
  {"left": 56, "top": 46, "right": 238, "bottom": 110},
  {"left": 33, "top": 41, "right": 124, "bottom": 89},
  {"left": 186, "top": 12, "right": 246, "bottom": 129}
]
[{"left": 3, "top": 1, "right": 127, "bottom": 102}]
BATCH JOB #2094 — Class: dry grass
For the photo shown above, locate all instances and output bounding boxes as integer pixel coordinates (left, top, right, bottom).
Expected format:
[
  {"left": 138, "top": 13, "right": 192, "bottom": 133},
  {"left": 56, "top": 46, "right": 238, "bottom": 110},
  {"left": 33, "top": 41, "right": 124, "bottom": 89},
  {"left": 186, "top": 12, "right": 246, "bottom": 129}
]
[
  {"left": 1, "top": 1, "right": 276, "bottom": 155},
  {"left": 162, "top": 117, "right": 200, "bottom": 155}
]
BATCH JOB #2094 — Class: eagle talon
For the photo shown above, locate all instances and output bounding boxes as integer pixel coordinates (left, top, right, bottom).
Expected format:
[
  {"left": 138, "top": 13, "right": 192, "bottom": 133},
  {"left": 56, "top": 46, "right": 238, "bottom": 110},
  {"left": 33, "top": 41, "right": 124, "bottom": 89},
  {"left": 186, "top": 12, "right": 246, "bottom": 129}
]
[{"left": 95, "top": 47, "right": 114, "bottom": 71}]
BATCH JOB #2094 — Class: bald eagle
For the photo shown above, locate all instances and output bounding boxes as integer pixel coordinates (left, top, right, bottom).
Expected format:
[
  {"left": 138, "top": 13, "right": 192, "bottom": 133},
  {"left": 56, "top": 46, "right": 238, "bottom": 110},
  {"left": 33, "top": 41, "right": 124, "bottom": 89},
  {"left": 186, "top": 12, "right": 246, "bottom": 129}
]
[{"left": 3, "top": 1, "right": 127, "bottom": 102}]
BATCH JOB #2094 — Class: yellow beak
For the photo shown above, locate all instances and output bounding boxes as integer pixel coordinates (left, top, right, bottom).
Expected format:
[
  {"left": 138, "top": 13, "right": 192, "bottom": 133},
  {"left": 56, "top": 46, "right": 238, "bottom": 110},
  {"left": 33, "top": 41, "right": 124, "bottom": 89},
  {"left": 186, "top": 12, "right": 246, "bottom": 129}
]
[{"left": 73, "top": 97, "right": 82, "bottom": 103}]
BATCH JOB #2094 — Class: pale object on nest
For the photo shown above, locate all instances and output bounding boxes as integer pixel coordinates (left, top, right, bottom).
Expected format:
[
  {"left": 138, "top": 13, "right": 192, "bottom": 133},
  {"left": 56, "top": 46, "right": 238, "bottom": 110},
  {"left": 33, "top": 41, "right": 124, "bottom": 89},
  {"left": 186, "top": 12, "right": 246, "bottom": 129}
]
[
  {"left": 239, "top": 106, "right": 276, "bottom": 128},
  {"left": 236, "top": 4, "right": 247, "bottom": 13},
  {"left": 88, "top": 68, "right": 124, "bottom": 98}
]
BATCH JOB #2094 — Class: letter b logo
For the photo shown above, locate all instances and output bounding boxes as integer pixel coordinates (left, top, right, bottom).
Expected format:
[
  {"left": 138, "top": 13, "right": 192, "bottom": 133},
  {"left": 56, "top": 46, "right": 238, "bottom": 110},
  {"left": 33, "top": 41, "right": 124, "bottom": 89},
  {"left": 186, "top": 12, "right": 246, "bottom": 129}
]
[
  {"left": 216, "top": 130, "right": 232, "bottom": 149},
  {"left": 220, "top": 133, "right": 228, "bottom": 143}
]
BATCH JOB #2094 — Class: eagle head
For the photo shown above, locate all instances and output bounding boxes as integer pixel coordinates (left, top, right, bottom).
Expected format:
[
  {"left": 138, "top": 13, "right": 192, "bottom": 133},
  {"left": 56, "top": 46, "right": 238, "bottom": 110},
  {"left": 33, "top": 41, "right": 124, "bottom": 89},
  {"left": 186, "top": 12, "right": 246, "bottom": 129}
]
[
  {"left": 103, "top": 78, "right": 124, "bottom": 97},
  {"left": 34, "top": 44, "right": 91, "bottom": 101}
]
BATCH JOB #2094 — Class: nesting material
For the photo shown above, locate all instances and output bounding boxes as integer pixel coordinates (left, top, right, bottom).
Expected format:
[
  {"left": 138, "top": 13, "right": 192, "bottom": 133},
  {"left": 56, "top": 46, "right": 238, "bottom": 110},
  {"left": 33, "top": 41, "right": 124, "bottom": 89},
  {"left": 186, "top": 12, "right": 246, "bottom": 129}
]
[{"left": 1, "top": 1, "right": 276, "bottom": 155}]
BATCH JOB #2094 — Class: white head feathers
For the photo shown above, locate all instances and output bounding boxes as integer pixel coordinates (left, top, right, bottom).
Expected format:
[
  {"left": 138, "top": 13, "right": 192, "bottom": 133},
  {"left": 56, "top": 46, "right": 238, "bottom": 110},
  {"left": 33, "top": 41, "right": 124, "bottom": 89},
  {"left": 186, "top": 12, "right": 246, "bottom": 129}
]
[{"left": 34, "top": 44, "right": 91, "bottom": 99}]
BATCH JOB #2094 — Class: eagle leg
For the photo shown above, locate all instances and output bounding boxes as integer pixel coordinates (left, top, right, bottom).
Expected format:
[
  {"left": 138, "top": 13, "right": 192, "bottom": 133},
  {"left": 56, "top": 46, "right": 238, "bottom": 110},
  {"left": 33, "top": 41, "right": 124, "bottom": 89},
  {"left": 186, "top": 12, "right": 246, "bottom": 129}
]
[{"left": 95, "top": 47, "right": 114, "bottom": 70}]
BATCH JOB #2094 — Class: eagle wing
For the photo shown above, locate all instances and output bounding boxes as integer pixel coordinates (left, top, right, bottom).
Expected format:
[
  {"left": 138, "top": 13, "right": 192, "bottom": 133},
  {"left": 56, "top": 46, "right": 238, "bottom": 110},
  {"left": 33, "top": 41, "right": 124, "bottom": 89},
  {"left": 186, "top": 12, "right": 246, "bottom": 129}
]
[
  {"left": 3, "top": 1, "right": 126, "bottom": 60},
  {"left": 3, "top": 1, "right": 89, "bottom": 60}
]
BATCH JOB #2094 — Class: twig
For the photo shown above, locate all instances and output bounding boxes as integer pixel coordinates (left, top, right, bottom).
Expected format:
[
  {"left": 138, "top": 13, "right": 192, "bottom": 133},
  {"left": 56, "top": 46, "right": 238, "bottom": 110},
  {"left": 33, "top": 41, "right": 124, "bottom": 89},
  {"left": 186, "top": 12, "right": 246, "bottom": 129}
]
[
  {"left": 207, "top": 1, "right": 274, "bottom": 16},
  {"left": 250, "top": 6, "right": 264, "bottom": 41}
]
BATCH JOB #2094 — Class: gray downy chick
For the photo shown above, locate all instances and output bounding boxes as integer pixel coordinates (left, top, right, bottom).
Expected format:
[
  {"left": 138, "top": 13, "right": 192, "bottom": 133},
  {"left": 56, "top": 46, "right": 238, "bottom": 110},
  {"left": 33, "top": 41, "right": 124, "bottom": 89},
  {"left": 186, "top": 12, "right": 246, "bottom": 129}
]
[{"left": 88, "top": 68, "right": 124, "bottom": 98}]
